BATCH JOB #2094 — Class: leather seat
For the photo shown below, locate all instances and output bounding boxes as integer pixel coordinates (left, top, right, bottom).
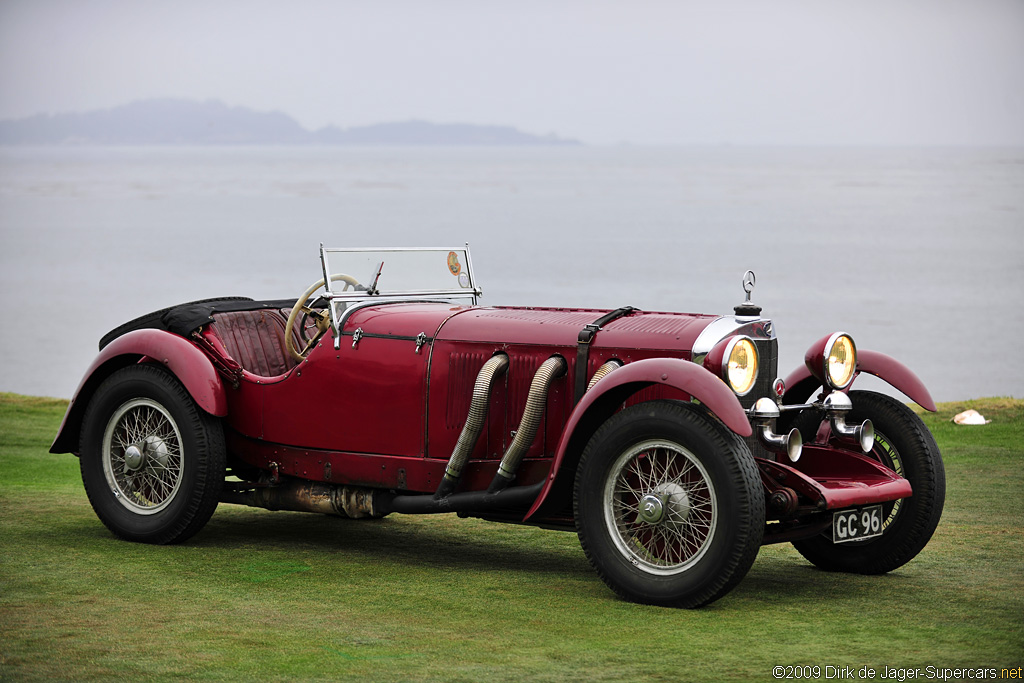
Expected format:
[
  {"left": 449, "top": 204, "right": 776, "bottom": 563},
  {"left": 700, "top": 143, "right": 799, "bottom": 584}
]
[{"left": 209, "top": 309, "right": 300, "bottom": 377}]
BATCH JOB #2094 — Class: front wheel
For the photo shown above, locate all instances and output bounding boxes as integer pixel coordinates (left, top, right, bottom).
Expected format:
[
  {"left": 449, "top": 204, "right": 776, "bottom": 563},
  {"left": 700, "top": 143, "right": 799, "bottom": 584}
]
[
  {"left": 574, "top": 401, "right": 764, "bottom": 608},
  {"left": 792, "top": 390, "right": 945, "bottom": 574},
  {"left": 79, "top": 364, "right": 226, "bottom": 544}
]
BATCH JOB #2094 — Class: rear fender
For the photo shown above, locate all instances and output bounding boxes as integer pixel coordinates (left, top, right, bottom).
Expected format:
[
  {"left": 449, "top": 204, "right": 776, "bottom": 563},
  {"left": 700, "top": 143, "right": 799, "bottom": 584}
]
[
  {"left": 50, "top": 329, "right": 227, "bottom": 454},
  {"left": 783, "top": 346, "right": 936, "bottom": 412},
  {"left": 523, "top": 357, "right": 750, "bottom": 521}
]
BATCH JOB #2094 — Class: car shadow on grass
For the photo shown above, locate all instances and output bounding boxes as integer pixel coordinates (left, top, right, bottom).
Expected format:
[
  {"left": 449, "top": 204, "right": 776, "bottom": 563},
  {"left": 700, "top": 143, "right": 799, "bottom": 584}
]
[
  {"left": 727, "top": 552, "right": 920, "bottom": 610},
  {"left": 194, "top": 505, "right": 594, "bottom": 577},
  {"left": 53, "top": 510, "right": 921, "bottom": 611}
]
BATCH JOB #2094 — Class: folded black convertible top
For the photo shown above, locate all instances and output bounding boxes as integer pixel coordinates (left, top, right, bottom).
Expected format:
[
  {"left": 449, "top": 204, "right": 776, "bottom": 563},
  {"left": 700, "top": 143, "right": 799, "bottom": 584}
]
[{"left": 98, "top": 297, "right": 308, "bottom": 350}]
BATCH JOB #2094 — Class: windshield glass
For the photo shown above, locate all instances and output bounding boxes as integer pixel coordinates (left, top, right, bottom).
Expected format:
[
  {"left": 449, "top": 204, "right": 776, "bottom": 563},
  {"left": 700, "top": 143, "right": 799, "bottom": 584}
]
[{"left": 320, "top": 246, "right": 479, "bottom": 299}]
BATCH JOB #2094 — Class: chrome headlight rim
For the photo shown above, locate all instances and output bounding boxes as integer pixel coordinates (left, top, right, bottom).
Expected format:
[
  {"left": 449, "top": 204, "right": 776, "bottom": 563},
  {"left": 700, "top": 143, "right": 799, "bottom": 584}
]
[
  {"left": 823, "top": 331, "right": 857, "bottom": 390},
  {"left": 702, "top": 334, "right": 761, "bottom": 396}
]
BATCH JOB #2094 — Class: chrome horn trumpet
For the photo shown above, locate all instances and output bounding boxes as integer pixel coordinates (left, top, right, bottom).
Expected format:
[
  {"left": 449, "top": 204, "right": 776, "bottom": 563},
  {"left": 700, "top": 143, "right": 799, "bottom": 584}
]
[
  {"left": 750, "top": 397, "right": 803, "bottom": 463},
  {"left": 823, "top": 392, "right": 875, "bottom": 453}
]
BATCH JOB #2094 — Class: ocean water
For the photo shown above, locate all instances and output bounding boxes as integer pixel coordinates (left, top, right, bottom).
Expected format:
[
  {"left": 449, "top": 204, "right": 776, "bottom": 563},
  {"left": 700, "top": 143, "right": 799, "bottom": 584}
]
[{"left": 1, "top": 145, "right": 1021, "bottom": 403}]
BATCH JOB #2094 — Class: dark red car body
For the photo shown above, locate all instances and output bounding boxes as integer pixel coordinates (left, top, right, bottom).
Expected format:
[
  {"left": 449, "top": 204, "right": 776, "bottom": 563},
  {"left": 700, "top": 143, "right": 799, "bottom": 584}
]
[{"left": 52, "top": 247, "right": 945, "bottom": 607}]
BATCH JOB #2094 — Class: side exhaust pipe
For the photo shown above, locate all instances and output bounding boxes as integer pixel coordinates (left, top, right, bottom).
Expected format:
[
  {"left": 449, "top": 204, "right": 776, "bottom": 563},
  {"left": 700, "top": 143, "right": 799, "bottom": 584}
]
[
  {"left": 434, "top": 353, "right": 509, "bottom": 499},
  {"left": 222, "top": 478, "right": 543, "bottom": 518},
  {"left": 379, "top": 481, "right": 543, "bottom": 516},
  {"left": 488, "top": 355, "right": 567, "bottom": 493}
]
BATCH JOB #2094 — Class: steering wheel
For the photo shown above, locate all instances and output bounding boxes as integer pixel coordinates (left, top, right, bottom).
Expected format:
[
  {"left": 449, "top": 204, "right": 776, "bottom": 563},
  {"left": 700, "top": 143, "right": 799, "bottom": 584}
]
[{"left": 285, "top": 273, "right": 360, "bottom": 362}]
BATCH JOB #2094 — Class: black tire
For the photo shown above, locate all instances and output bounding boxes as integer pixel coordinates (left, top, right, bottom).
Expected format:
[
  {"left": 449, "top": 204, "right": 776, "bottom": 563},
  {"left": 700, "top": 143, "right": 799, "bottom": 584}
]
[
  {"left": 79, "top": 364, "right": 226, "bottom": 544},
  {"left": 574, "top": 400, "right": 765, "bottom": 608},
  {"left": 791, "top": 390, "right": 945, "bottom": 574},
  {"left": 99, "top": 297, "right": 253, "bottom": 350}
]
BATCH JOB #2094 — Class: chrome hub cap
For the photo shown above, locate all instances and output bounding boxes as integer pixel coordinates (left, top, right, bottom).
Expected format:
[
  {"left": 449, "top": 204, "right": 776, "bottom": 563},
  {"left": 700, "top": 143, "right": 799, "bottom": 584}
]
[
  {"left": 639, "top": 494, "right": 665, "bottom": 524},
  {"left": 653, "top": 482, "right": 691, "bottom": 523},
  {"left": 123, "top": 444, "right": 144, "bottom": 471},
  {"left": 637, "top": 483, "right": 691, "bottom": 526},
  {"left": 144, "top": 434, "right": 172, "bottom": 467}
]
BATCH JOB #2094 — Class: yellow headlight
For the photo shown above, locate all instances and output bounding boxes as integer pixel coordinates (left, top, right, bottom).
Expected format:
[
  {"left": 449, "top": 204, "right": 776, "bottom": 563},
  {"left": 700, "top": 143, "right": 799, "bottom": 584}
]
[
  {"left": 727, "top": 337, "right": 759, "bottom": 395},
  {"left": 826, "top": 333, "right": 857, "bottom": 389}
]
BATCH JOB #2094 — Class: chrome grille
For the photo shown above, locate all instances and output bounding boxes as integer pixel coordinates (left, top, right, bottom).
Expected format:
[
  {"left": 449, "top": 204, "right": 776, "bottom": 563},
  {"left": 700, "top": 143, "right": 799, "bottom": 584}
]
[
  {"left": 739, "top": 337, "right": 778, "bottom": 410},
  {"left": 742, "top": 337, "right": 778, "bottom": 460}
]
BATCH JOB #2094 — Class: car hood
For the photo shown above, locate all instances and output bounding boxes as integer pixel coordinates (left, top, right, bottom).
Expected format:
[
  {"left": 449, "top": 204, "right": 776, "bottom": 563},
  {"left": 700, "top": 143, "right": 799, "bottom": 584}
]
[{"left": 433, "top": 305, "right": 718, "bottom": 353}]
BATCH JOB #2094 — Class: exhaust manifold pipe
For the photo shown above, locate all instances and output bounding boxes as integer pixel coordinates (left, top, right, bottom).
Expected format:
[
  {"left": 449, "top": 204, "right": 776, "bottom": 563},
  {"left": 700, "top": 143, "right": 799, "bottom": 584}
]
[
  {"left": 488, "top": 355, "right": 567, "bottom": 493},
  {"left": 434, "top": 353, "right": 509, "bottom": 499}
]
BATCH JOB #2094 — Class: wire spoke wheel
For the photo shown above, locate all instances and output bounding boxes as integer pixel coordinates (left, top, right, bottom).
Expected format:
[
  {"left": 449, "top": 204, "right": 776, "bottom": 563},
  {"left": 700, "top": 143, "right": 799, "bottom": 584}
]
[
  {"left": 102, "top": 398, "right": 185, "bottom": 514},
  {"left": 605, "top": 440, "right": 717, "bottom": 574},
  {"left": 575, "top": 400, "right": 763, "bottom": 608}
]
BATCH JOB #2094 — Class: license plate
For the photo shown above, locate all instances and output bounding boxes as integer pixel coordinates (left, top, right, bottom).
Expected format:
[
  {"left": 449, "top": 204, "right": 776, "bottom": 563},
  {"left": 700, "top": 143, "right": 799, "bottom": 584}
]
[{"left": 832, "top": 506, "right": 883, "bottom": 543}]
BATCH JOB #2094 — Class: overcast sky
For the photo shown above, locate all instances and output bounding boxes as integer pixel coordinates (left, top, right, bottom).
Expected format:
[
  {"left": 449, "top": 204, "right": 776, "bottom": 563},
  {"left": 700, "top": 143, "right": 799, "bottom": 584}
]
[{"left": 1, "top": 0, "right": 1022, "bottom": 145}]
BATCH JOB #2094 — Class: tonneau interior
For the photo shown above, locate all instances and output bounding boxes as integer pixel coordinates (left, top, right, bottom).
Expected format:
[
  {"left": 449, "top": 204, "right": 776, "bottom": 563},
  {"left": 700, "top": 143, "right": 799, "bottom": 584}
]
[{"left": 208, "top": 308, "right": 301, "bottom": 378}]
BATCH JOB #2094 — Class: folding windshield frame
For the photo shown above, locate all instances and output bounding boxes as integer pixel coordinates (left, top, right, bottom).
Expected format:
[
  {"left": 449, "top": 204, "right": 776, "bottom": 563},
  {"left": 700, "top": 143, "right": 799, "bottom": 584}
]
[{"left": 318, "top": 244, "right": 482, "bottom": 349}]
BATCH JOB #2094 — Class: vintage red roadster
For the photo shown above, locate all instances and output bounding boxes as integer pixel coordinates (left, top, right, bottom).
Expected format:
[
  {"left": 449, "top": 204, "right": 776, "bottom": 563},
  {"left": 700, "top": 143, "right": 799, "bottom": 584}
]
[{"left": 51, "top": 245, "right": 944, "bottom": 607}]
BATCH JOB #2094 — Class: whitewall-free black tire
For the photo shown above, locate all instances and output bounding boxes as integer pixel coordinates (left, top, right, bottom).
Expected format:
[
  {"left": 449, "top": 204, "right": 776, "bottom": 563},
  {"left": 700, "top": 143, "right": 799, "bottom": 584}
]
[
  {"left": 79, "top": 364, "right": 225, "bottom": 544},
  {"left": 574, "top": 401, "right": 764, "bottom": 608},
  {"left": 790, "top": 390, "right": 944, "bottom": 574}
]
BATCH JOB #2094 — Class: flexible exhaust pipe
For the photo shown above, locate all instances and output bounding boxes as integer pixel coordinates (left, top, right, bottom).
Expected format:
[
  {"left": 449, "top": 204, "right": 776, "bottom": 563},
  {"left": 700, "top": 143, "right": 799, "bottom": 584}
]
[
  {"left": 488, "top": 355, "right": 567, "bottom": 493},
  {"left": 434, "top": 353, "right": 509, "bottom": 499},
  {"left": 586, "top": 359, "right": 622, "bottom": 392}
]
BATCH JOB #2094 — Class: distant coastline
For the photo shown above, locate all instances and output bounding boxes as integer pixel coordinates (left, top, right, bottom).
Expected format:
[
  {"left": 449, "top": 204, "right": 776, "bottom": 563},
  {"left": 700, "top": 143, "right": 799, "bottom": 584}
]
[{"left": 0, "top": 98, "right": 582, "bottom": 147}]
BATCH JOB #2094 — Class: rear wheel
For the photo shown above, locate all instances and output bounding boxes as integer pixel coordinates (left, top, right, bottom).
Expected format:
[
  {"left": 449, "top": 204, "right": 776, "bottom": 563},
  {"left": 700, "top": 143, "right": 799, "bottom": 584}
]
[
  {"left": 80, "top": 364, "right": 225, "bottom": 544},
  {"left": 791, "top": 390, "right": 944, "bottom": 573},
  {"left": 574, "top": 401, "right": 764, "bottom": 608}
]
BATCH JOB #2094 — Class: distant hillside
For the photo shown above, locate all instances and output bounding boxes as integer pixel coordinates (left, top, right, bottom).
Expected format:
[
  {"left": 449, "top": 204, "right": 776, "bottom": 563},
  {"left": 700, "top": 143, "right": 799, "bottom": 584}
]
[
  {"left": 0, "top": 99, "right": 581, "bottom": 146},
  {"left": 314, "top": 120, "right": 576, "bottom": 146}
]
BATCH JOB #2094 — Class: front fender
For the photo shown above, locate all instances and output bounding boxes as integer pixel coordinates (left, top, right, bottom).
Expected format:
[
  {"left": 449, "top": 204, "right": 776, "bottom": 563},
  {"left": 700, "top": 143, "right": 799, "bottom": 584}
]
[
  {"left": 783, "top": 347, "right": 936, "bottom": 412},
  {"left": 523, "top": 357, "right": 750, "bottom": 521},
  {"left": 50, "top": 329, "right": 227, "bottom": 454}
]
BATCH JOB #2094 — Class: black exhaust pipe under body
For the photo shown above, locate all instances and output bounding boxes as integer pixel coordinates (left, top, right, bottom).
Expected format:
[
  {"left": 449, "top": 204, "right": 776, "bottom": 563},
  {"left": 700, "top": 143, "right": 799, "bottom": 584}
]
[{"left": 221, "top": 479, "right": 543, "bottom": 518}]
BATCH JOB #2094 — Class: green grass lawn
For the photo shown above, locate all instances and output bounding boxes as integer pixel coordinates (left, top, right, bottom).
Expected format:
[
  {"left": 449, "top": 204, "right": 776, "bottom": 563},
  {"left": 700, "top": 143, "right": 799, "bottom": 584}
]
[{"left": 1, "top": 393, "right": 1021, "bottom": 682}]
